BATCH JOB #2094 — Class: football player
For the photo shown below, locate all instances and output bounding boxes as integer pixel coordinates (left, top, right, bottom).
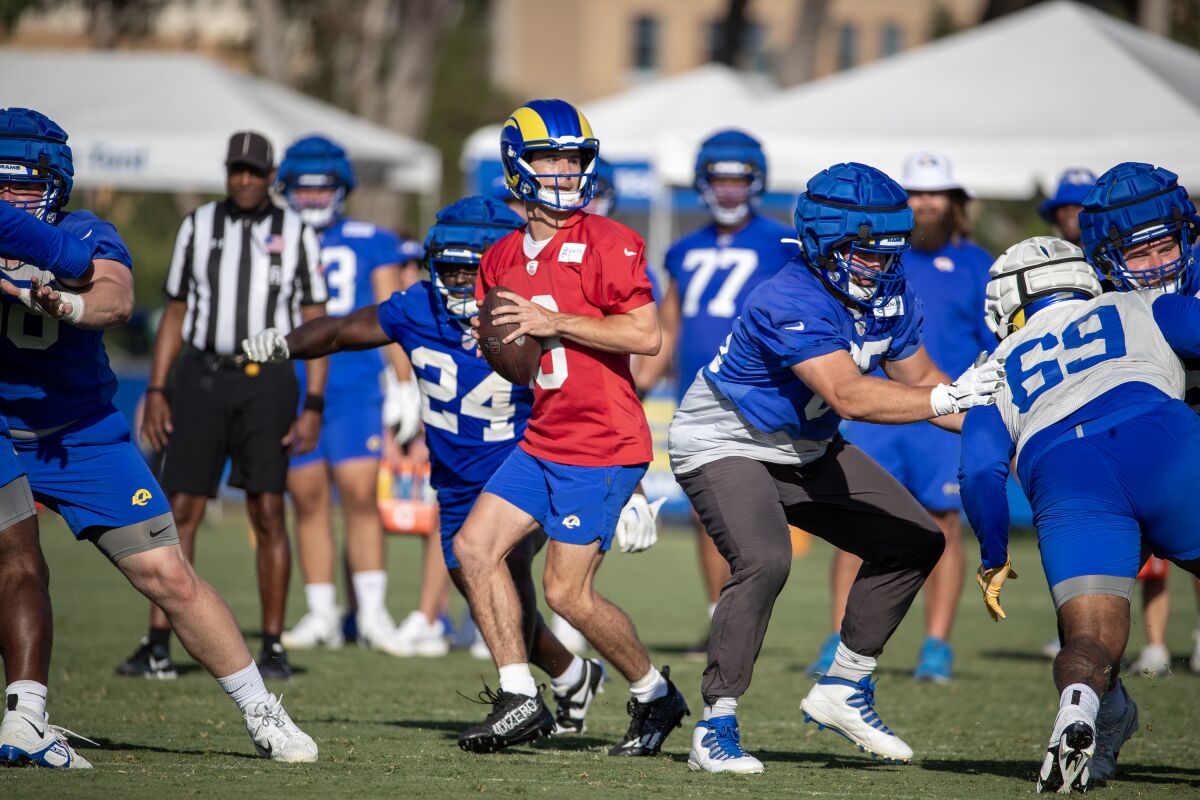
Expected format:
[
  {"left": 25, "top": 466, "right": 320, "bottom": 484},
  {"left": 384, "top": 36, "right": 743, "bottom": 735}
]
[
  {"left": 242, "top": 195, "right": 609, "bottom": 736},
  {"left": 0, "top": 108, "right": 316, "bottom": 764},
  {"left": 1040, "top": 168, "right": 1097, "bottom": 247},
  {"left": 960, "top": 233, "right": 1200, "bottom": 793},
  {"left": 669, "top": 162, "right": 1003, "bottom": 773},
  {"left": 634, "top": 130, "right": 793, "bottom": 652}
]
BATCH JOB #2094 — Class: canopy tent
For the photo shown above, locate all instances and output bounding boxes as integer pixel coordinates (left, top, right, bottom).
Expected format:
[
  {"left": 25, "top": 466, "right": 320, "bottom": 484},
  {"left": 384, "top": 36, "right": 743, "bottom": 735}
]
[
  {"left": 0, "top": 49, "right": 441, "bottom": 197},
  {"left": 656, "top": 1, "right": 1200, "bottom": 198}
]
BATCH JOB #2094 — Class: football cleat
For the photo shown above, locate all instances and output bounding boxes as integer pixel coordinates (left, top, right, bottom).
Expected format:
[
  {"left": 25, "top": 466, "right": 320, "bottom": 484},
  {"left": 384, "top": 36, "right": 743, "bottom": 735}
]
[
  {"left": 281, "top": 610, "right": 344, "bottom": 650},
  {"left": 1037, "top": 706, "right": 1095, "bottom": 794},
  {"left": 258, "top": 642, "right": 292, "bottom": 681},
  {"left": 800, "top": 676, "right": 913, "bottom": 763},
  {"left": 550, "top": 613, "right": 589, "bottom": 655},
  {"left": 913, "top": 636, "right": 953, "bottom": 683},
  {"left": 457, "top": 683, "right": 554, "bottom": 753},
  {"left": 369, "top": 611, "right": 449, "bottom": 658},
  {"left": 115, "top": 637, "right": 178, "bottom": 680},
  {"left": 608, "top": 666, "right": 690, "bottom": 757},
  {"left": 806, "top": 633, "right": 840, "bottom": 679},
  {"left": 0, "top": 707, "right": 96, "bottom": 768},
  {"left": 552, "top": 658, "right": 606, "bottom": 734},
  {"left": 687, "top": 716, "right": 764, "bottom": 774},
  {"left": 1090, "top": 681, "right": 1138, "bottom": 783},
  {"left": 243, "top": 694, "right": 318, "bottom": 763},
  {"left": 1128, "top": 644, "right": 1170, "bottom": 678}
]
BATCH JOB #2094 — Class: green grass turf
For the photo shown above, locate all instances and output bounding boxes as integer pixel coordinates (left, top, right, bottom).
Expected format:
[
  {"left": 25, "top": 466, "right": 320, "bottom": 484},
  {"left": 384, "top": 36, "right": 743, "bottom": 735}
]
[{"left": 4, "top": 511, "right": 1200, "bottom": 798}]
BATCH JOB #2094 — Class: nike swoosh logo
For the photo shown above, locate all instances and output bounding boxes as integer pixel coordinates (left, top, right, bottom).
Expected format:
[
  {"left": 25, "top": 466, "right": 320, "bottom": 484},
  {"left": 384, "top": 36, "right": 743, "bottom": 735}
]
[
  {"left": 623, "top": 248, "right": 637, "bottom": 256},
  {"left": 150, "top": 525, "right": 170, "bottom": 537},
  {"left": 784, "top": 323, "right": 806, "bottom": 331},
  {"left": 25, "top": 718, "right": 45, "bottom": 738},
  {"left": 81, "top": 230, "right": 93, "bottom": 241}
]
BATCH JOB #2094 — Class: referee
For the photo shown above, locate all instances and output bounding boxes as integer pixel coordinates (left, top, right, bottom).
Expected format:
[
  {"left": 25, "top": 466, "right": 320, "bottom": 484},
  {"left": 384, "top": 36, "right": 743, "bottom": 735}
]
[{"left": 120, "top": 130, "right": 329, "bottom": 681}]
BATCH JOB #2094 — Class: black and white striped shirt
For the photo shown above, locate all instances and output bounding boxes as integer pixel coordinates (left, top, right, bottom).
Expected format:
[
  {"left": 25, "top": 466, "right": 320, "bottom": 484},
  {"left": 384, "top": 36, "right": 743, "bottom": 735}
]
[{"left": 163, "top": 200, "right": 326, "bottom": 355}]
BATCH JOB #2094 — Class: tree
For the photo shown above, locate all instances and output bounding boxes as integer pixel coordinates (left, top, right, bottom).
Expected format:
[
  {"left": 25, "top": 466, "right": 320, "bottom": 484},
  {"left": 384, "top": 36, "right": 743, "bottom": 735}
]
[{"left": 776, "top": 0, "right": 829, "bottom": 87}]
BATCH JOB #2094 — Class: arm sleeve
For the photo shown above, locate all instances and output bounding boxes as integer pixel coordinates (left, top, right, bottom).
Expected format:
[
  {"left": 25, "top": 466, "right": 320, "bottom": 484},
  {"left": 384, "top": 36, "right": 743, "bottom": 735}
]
[
  {"left": 0, "top": 202, "right": 93, "bottom": 279},
  {"left": 1152, "top": 293, "right": 1200, "bottom": 358},
  {"left": 589, "top": 236, "right": 654, "bottom": 314},
  {"left": 163, "top": 214, "right": 195, "bottom": 300},
  {"left": 295, "top": 223, "right": 328, "bottom": 304},
  {"left": 959, "top": 403, "right": 1016, "bottom": 570}
]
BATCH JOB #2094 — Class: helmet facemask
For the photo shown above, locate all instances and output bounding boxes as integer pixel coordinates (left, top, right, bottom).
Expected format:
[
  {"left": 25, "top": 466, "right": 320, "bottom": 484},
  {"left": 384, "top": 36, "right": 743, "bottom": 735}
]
[
  {"left": 820, "top": 229, "right": 908, "bottom": 309},
  {"left": 698, "top": 161, "right": 762, "bottom": 227},
  {"left": 283, "top": 173, "right": 346, "bottom": 231},
  {"left": 0, "top": 157, "right": 68, "bottom": 223},
  {"left": 429, "top": 249, "right": 482, "bottom": 319},
  {"left": 511, "top": 145, "right": 598, "bottom": 211},
  {"left": 1099, "top": 221, "right": 1195, "bottom": 294}
]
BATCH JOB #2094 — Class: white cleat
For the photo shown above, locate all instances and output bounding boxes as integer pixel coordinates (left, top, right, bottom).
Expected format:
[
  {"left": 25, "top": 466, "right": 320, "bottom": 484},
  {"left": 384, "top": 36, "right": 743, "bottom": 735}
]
[
  {"left": 800, "top": 676, "right": 913, "bottom": 763},
  {"left": 281, "top": 610, "right": 344, "bottom": 650},
  {"left": 1090, "top": 680, "right": 1138, "bottom": 783},
  {"left": 469, "top": 629, "right": 492, "bottom": 660},
  {"left": 357, "top": 610, "right": 400, "bottom": 654},
  {"left": 0, "top": 707, "right": 96, "bottom": 768},
  {"left": 244, "top": 694, "right": 318, "bottom": 763},
  {"left": 1128, "top": 644, "right": 1170, "bottom": 678},
  {"left": 687, "top": 716, "right": 764, "bottom": 774},
  {"left": 551, "top": 657, "right": 606, "bottom": 734},
  {"left": 1037, "top": 705, "right": 1095, "bottom": 793},
  {"left": 550, "top": 613, "right": 589, "bottom": 655},
  {"left": 374, "top": 611, "right": 450, "bottom": 658}
]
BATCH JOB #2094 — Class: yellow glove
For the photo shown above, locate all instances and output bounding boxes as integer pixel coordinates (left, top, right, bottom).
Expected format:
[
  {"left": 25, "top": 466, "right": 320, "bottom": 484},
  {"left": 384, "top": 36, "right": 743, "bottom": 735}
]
[{"left": 976, "top": 561, "right": 1018, "bottom": 621}]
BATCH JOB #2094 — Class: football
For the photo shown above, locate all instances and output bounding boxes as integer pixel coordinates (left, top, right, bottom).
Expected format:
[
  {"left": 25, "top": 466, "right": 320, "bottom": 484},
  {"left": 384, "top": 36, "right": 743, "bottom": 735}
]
[{"left": 478, "top": 285, "right": 542, "bottom": 385}]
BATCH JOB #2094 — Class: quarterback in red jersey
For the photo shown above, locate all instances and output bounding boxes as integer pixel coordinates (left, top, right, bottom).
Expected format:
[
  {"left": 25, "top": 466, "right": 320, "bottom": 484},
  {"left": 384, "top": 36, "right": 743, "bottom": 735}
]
[{"left": 454, "top": 99, "right": 689, "bottom": 756}]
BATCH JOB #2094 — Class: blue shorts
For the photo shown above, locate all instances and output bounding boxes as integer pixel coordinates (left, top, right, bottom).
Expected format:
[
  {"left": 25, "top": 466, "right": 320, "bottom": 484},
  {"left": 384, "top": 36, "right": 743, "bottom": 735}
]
[
  {"left": 14, "top": 407, "right": 172, "bottom": 537},
  {"left": 436, "top": 483, "right": 484, "bottom": 570},
  {"left": 290, "top": 393, "right": 383, "bottom": 469},
  {"left": 482, "top": 447, "right": 646, "bottom": 551},
  {"left": 845, "top": 421, "right": 961, "bottom": 512},
  {"left": 1028, "top": 401, "right": 1200, "bottom": 606}
]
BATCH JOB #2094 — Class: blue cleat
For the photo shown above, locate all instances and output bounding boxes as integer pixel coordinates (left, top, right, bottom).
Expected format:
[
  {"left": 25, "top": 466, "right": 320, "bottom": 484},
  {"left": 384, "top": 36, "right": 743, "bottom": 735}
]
[
  {"left": 806, "top": 633, "right": 840, "bottom": 679},
  {"left": 913, "top": 636, "right": 953, "bottom": 683},
  {"left": 0, "top": 708, "right": 95, "bottom": 768},
  {"left": 688, "top": 715, "right": 764, "bottom": 774}
]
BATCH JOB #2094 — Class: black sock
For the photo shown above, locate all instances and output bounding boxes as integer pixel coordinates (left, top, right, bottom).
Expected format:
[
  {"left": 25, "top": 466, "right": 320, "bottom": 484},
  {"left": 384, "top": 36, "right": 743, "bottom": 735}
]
[
  {"left": 148, "top": 626, "right": 172, "bottom": 651},
  {"left": 262, "top": 634, "right": 281, "bottom": 653}
]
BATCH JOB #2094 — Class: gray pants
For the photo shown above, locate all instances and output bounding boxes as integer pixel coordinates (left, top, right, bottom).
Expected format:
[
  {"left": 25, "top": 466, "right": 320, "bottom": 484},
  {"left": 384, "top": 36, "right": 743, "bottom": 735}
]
[{"left": 675, "top": 436, "right": 944, "bottom": 702}]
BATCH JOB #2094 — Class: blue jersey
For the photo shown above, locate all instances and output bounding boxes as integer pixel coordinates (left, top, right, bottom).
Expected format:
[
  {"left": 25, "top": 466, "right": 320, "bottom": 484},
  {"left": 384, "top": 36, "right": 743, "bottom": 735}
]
[
  {"left": 309, "top": 218, "right": 405, "bottom": 396},
  {"left": 705, "top": 260, "right": 924, "bottom": 440},
  {"left": 665, "top": 214, "right": 794, "bottom": 401},
  {"left": 377, "top": 281, "right": 534, "bottom": 495},
  {"left": 0, "top": 210, "right": 131, "bottom": 430},
  {"left": 901, "top": 240, "right": 993, "bottom": 375}
]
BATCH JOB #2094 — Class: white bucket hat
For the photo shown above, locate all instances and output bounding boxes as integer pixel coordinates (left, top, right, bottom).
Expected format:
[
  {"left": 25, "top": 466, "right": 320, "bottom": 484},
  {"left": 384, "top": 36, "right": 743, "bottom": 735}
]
[{"left": 901, "top": 150, "right": 975, "bottom": 199}]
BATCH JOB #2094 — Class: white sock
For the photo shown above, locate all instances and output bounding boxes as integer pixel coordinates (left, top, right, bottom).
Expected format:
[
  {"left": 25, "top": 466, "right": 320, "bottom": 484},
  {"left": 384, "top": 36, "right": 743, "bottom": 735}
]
[
  {"left": 498, "top": 663, "right": 537, "bottom": 698},
  {"left": 703, "top": 696, "right": 737, "bottom": 721},
  {"left": 352, "top": 570, "right": 387, "bottom": 619},
  {"left": 707, "top": 602, "right": 717, "bottom": 619},
  {"left": 5, "top": 681, "right": 47, "bottom": 719},
  {"left": 304, "top": 582, "right": 336, "bottom": 616},
  {"left": 825, "top": 642, "right": 877, "bottom": 683},
  {"left": 1060, "top": 683, "right": 1100, "bottom": 722},
  {"left": 630, "top": 666, "right": 668, "bottom": 704},
  {"left": 217, "top": 661, "right": 271, "bottom": 714},
  {"left": 551, "top": 655, "right": 585, "bottom": 693},
  {"left": 1098, "top": 679, "right": 1127, "bottom": 722}
]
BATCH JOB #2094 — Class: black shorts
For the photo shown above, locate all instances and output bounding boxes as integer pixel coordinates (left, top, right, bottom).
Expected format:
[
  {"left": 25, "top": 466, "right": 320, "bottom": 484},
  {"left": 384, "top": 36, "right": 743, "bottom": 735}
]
[{"left": 160, "top": 349, "right": 298, "bottom": 497}]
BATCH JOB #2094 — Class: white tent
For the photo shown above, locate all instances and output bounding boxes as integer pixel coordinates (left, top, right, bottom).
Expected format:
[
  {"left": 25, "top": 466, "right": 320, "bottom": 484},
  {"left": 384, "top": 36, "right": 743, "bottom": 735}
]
[
  {"left": 657, "top": 1, "right": 1200, "bottom": 198},
  {"left": 0, "top": 49, "right": 441, "bottom": 197}
]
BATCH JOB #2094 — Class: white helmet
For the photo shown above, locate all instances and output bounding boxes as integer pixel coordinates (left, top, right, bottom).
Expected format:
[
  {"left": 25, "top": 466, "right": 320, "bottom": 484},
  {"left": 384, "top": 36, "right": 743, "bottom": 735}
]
[{"left": 985, "top": 236, "right": 1102, "bottom": 340}]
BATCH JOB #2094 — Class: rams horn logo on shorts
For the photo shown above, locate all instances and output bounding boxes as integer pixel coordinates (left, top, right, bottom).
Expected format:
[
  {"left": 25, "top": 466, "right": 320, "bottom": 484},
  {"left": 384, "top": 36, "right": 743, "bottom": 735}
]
[
  {"left": 562, "top": 515, "right": 581, "bottom": 529},
  {"left": 131, "top": 488, "right": 153, "bottom": 507}
]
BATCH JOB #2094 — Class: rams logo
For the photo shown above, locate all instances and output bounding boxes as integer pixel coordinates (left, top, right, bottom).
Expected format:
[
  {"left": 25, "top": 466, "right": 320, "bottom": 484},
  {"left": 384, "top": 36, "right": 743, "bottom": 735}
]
[
  {"left": 367, "top": 435, "right": 382, "bottom": 453},
  {"left": 131, "top": 488, "right": 153, "bottom": 507},
  {"left": 562, "top": 515, "right": 581, "bottom": 529}
]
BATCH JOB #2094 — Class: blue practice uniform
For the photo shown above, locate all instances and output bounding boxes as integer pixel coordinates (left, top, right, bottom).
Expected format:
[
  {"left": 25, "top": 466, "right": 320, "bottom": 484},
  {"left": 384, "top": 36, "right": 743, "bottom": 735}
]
[
  {"left": 960, "top": 291, "right": 1200, "bottom": 608},
  {"left": 377, "top": 281, "right": 533, "bottom": 569},
  {"left": 0, "top": 210, "right": 171, "bottom": 536},
  {"left": 846, "top": 240, "right": 993, "bottom": 511},
  {"left": 664, "top": 214, "right": 794, "bottom": 403},
  {"left": 292, "top": 219, "right": 406, "bottom": 469}
]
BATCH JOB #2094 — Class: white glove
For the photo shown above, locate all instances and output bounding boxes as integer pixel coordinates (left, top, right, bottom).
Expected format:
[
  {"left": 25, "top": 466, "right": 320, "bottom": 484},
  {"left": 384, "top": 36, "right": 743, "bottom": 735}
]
[
  {"left": 383, "top": 372, "right": 422, "bottom": 446},
  {"left": 241, "top": 328, "right": 289, "bottom": 362},
  {"left": 615, "top": 494, "right": 667, "bottom": 554},
  {"left": 931, "top": 352, "right": 1006, "bottom": 416}
]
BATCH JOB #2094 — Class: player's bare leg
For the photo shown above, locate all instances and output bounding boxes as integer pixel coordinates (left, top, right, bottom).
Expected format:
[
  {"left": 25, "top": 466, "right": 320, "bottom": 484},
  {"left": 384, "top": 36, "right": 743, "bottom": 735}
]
[
  {"left": 283, "top": 464, "right": 342, "bottom": 650},
  {"left": 246, "top": 492, "right": 292, "bottom": 679},
  {"left": 0, "top": 516, "right": 51, "bottom": 687},
  {"left": 1131, "top": 575, "right": 1171, "bottom": 676},
  {"left": 914, "top": 510, "right": 963, "bottom": 682},
  {"left": 149, "top": 492, "right": 207, "bottom": 631},
  {"left": 416, "top": 534, "right": 451, "bottom": 624}
]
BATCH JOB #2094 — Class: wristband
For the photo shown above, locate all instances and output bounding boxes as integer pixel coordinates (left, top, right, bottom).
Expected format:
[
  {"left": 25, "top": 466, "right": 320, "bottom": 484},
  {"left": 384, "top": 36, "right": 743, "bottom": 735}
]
[
  {"left": 303, "top": 394, "right": 325, "bottom": 414},
  {"left": 146, "top": 387, "right": 167, "bottom": 395}
]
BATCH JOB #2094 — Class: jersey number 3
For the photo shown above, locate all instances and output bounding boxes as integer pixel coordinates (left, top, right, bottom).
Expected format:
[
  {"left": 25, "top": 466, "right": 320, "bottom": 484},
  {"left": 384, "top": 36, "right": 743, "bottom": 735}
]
[{"left": 1007, "top": 305, "right": 1126, "bottom": 413}]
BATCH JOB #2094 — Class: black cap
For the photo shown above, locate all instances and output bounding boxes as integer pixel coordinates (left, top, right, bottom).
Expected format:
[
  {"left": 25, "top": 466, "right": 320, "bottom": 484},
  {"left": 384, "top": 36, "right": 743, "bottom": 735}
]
[{"left": 226, "top": 130, "right": 274, "bottom": 171}]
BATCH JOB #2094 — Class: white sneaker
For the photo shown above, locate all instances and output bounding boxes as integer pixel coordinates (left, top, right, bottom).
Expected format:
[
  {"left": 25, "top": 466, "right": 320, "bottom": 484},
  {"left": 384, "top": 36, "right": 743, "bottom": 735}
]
[
  {"left": 800, "top": 676, "right": 913, "bottom": 763},
  {"left": 281, "top": 609, "right": 344, "bottom": 650},
  {"left": 687, "top": 716, "right": 764, "bottom": 774},
  {"left": 1042, "top": 639, "right": 1063, "bottom": 659},
  {"left": 0, "top": 707, "right": 95, "bottom": 768},
  {"left": 1090, "top": 680, "right": 1138, "bottom": 782},
  {"left": 1128, "top": 644, "right": 1170, "bottom": 677},
  {"left": 375, "top": 611, "right": 450, "bottom": 657},
  {"left": 551, "top": 657, "right": 606, "bottom": 734},
  {"left": 357, "top": 609, "right": 399, "bottom": 653},
  {"left": 469, "top": 629, "right": 492, "bottom": 660},
  {"left": 1037, "top": 705, "right": 1095, "bottom": 793},
  {"left": 243, "top": 694, "right": 318, "bottom": 763},
  {"left": 1189, "top": 626, "right": 1200, "bottom": 675},
  {"left": 550, "top": 613, "right": 589, "bottom": 655}
]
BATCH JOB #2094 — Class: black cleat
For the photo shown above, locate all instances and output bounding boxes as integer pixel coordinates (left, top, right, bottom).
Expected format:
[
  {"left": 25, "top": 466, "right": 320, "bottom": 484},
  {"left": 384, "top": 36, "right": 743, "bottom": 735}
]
[
  {"left": 552, "top": 658, "right": 607, "bottom": 734},
  {"left": 258, "top": 642, "right": 292, "bottom": 681},
  {"left": 115, "top": 637, "right": 178, "bottom": 680},
  {"left": 608, "top": 666, "right": 690, "bottom": 756},
  {"left": 458, "top": 683, "right": 555, "bottom": 753}
]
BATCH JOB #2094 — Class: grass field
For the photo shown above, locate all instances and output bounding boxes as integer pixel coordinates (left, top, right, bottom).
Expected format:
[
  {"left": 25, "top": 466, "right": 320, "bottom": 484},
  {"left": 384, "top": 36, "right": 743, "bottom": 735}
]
[{"left": 4, "top": 510, "right": 1200, "bottom": 798}]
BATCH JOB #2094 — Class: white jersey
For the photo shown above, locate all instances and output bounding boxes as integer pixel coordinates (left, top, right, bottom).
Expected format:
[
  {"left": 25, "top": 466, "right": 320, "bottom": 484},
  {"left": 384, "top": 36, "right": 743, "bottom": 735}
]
[{"left": 994, "top": 291, "right": 1184, "bottom": 462}]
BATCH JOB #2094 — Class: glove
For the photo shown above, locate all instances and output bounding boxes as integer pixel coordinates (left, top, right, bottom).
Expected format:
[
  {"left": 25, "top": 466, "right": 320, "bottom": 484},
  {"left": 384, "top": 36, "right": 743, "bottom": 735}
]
[
  {"left": 615, "top": 494, "right": 666, "bottom": 554},
  {"left": 242, "top": 328, "right": 289, "bottom": 362},
  {"left": 383, "top": 372, "right": 422, "bottom": 446},
  {"left": 931, "top": 351, "right": 1006, "bottom": 416},
  {"left": 976, "top": 561, "right": 1018, "bottom": 621}
]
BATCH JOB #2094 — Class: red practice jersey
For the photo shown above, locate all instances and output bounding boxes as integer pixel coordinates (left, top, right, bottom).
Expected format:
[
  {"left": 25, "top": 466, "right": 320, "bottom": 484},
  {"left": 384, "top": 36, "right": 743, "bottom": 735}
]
[{"left": 476, "top": 212, "right": 655, "bottom": 467}]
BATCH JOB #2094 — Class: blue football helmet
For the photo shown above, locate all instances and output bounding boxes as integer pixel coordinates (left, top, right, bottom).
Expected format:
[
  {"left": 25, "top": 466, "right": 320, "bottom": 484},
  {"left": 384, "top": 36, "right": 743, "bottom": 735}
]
[
  {"left": 500, "top": 99, "right": 599, "bottom": 211},
  {"left": 0, "top": 108, "right": 74, "bottom": 224},
  {"left": 425, "top": 195, "right": 524, "bottom": 319},
  {"left": 277, "top": 135, "right": 357, "bottom": 230},
  {"left": 1079, "top": 162, "right": 1199, "bottom": 294},
  {"left": 584, "top": 157, "right": 617, "bottom": 217},
  {"left": 794, "top": 162, "right": 913, "bottom": 310},
  {"left": 694, "top": 129, "right": 766, "bottom": 227},
  {"left": 1038, "top": 167, "right": 1096, "bottom": 224}
]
